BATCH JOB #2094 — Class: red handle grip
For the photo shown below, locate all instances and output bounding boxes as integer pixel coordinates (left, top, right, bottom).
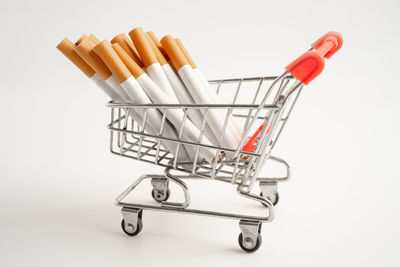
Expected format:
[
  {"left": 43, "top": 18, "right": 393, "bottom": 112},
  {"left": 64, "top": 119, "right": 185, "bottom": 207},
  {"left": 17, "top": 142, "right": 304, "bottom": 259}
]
[
  {"left": 312, "top": 31, "right": 343, "bottom": 59},
  {"left": 285, "top": 31, "right": 343, "bottom": 85}
]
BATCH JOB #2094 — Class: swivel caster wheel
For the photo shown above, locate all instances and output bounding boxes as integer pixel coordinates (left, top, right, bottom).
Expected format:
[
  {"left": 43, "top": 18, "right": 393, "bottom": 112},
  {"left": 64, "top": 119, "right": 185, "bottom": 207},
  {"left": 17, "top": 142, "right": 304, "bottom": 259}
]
[
  {"left": 151, "top": 188, "right": 170, "bottom": 202},
  {"left": 151, "top": 177, "right": 170, "bottom": 202},
  {"left": 121, "top": 218, "right": 143, "bottom": 236},
  {"left": 238, "top": 220, "right": 262, "bottom": 252},
  {"left": 121, "top": 207, "right": 143, "bottom": 236},
  {"left": 238, "top": 232, "right": 262, "bottom": 253}
]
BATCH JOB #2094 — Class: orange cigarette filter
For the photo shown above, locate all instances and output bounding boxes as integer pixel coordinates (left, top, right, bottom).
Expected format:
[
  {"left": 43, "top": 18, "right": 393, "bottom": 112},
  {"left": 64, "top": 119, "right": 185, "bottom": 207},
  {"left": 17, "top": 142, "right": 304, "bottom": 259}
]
[
  {"left": 146, "top": 33, "right": 168, "bottom": 66},
  {"left": 112, "top": 43, "right": 144, "bottom": 79},
  {"left": 93, "top": 40, "right": 132, "bottom": 84},
  {"left": 56, "top": 37, "right": 95, "bottom": 78},
  {"left": 89, "top": 34, "right": 100, "bottom": 45},
  {"left": 175, "top": 38, "right": 197, "bottom": 69},
  {"left": 74, "top": 39, "right": 112, "bottom": 80},
  {"left": 147, "top": 31, "right": 169, "bottom": 60},
  {"left": 75, "top": 34, "right": 89, "bottom": 46},
  {"left": 160, "top": 35, "right": 189, "bottom": 71},
  {"left": 129, "top": 27, "right": 158, "bottom": 68},
  {"left": 111, "top": 33, "right": 143, "bottom": 68}
]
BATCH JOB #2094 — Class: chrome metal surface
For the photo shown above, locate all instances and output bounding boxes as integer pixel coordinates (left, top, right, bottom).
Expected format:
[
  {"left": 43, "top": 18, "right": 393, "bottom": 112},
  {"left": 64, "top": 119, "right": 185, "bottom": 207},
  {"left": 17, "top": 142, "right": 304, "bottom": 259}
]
[
  {"left": 109, "top": 73, "right": 305, "bottom": 247},
  {"left": 239, "top": 220, "right": 262, "bottom": 250},
  {"left": 121, "top": 207, "right": 142, "bottom": 234},
  {"left": 259, "top": 181, "right": 278, "bottom": 205},
  {"left": 151, "top": 177, "right": 169, "bottom": 202},
  {"left": 108, "top": 74, "right": 299, "bottom": 189}
]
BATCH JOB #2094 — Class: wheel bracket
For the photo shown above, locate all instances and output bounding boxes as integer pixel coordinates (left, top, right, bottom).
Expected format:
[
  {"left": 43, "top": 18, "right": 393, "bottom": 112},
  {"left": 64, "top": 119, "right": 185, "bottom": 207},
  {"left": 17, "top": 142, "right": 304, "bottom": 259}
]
[{"left": 239, "top": 220, "right": 262, "bottom": 250}]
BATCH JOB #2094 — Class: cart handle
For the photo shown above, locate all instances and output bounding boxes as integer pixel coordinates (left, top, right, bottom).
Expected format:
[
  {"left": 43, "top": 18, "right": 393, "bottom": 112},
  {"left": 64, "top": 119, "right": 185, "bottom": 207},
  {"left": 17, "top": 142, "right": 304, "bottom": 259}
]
[{"left": 285, "top": 31, "right": 343, "bottom": 85}]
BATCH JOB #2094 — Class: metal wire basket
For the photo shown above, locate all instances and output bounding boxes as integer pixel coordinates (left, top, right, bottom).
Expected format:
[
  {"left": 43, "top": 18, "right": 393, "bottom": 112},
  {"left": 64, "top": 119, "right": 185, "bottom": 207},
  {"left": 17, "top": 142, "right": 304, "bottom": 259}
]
[{"left": 108, "top": 31, "right": 343, "bottom": 252}]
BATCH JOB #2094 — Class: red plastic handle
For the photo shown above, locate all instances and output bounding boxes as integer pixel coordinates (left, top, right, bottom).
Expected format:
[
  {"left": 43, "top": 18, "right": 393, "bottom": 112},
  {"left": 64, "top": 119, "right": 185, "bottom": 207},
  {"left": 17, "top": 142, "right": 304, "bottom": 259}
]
[
  {"left": 285, "top": 31, "right": 342, "bottom": 85},
  {"left": 243, "top": 32, "right": 342, "bottom": 152},
  {"left": 312, "top": 31, "right": 343, "bottom": 59}
]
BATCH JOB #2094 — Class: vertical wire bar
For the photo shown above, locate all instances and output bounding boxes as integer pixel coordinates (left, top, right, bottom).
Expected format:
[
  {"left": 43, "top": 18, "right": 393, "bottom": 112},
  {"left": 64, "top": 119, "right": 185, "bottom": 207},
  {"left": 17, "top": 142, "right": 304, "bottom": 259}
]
[
  {"left": 191, "top": 106, "right": 208, "bottom": 175},
  {"left": 210, "top": 83, "right": 223, "bottom": 178},
  {"left": 130, "top": 114, "right": 135, "bottom": 140},
  {"left": 241, "top": 156, "right": 257, "bottom": 187},
  {"left": 110, "top": 107, "right": 115, "bottom": 152},
  {"left": 248, "top": 107, "right": 284, "bottom": 191},
  {"left": 270, "top": 85, "right": 303, "bottom": 150},
  {"left": 232, "top": 79, "right": 265, "bottom": 184},
  {"left": 224, "top": 80, "right": 242, "bottom": 182},
  {"left": 248, "top": 81, "right": 287, "bottom": 181},
  {"left": 217, "top": 80, "right": 242, "bottom": 147},
  {"left": 210, "top": 82, "right": 223, "bottom": 177},
  {"left": 209, "top": 82, "right": 223, "bottom": 178},
  {"left": 137, "top": 108, "right": 148, "bottom": 159},
  {"left": 253, "top": 77, "right": 290, "bottom": 150},
  {"left": 215, "top": 81, "right": 222, "bottom": 95},
  {"left": 255, "top": 77, "right": 293, "bottom": 154},
  {"left": 248, "top": 77, "right": 296, "bottom": 190},
  {"left": 155, "top": 109, "right": 168, "bottom": 164},
  {"left": 117, "top": 108, "right": 121, "bottom": 148},
  {"left": 232, "top": 152, "right": 243, "bottom": 184},
  {"left": 233, "top": 73, "right": 288, "bottom": 158},
  {"left": 240, "top": 84, "right": 283, "bottom": 188},
  {"left": 211, "top": 80, "right": 242, "bottom": 179},
  {"left": 119, "top": 108, "right": 130, "bottom": 155},
  {"left": 242, "top": 79, "right": 264, "bottom": 133},
  {"left": 174, "top": 108, "right": 188, "bottom": 169}
]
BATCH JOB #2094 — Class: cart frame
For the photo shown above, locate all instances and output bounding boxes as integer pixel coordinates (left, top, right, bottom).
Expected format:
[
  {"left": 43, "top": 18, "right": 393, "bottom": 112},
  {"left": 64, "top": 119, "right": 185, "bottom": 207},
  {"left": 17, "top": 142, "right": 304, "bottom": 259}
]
[{"left": 106, "top": 31, "right": 343, "bottom": 252}]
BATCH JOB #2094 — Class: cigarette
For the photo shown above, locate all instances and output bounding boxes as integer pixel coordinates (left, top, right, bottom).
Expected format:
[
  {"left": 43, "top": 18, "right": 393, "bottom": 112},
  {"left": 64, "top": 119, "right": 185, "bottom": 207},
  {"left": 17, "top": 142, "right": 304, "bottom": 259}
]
[
  {"left": 74, "top": 39, "right": 131, "bottom": 102},
  {"left": 147, "top": 31, "right": 169, "bottom": 60},
  {"left": 111, "top": 33, "right": 143, "bottom": 68},
  {"left": 57, "top": 37, "right": 95, "bottom": 78},
  {"left": 147, "top": 34, "right": 220, "bottom": 146},
  {"left": 93, "top": 40, "right": 191, "bottom": 161},
  {"left": 56, "top": 37, "right": 123, "bottom": 102},
  {"left": 175, "top": 38, "right": 197, "bottom": 69},
  {"left": 75, "top": 34, "right": 90, "bottom": 46},
  {"left": 89, "top": 34, "right": 100, "bottom": 44},
  {"left": 161, "top": 35, "right": 240, "bottom": 151},
  {"left": 129, "top": 28, "right": 180, "bottom": 103},
  {"left": 175, "top": 38, "right": 243, "bottom": 142},
  {"left": 111, "top": 41, "right": 215, "bottom": 162},
  {"left": 57, "top": 38, "right": 165, "bottom": 152}
]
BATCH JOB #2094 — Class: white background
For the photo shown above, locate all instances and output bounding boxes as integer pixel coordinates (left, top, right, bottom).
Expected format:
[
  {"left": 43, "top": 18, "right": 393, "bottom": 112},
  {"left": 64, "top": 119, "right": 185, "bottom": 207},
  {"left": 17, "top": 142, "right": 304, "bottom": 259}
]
[{"left": 1, "top": 0, "right": 399, "bottom": 266}]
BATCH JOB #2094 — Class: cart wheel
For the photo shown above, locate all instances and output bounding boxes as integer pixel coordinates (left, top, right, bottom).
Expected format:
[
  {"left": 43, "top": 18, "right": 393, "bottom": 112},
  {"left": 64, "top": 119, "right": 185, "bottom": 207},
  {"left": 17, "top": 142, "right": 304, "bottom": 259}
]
[
  {"left": 121, "top": 218, "right": 143, "bottom": 236},
  {"left": 151, "top": 188, "right": 170, "bottom": 202},
  {"left": 238, "top": 232, "right": 262, "bottom": 253},
  {"left": 260, "top": 191, "right": 279, "bottom": 206}
]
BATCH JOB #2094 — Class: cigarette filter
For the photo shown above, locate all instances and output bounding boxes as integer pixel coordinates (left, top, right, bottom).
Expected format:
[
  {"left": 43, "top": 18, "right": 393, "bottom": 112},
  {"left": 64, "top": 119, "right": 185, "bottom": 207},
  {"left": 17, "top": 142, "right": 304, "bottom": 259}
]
[
  {"left": 161, "top": 35, "right": 240, "bottom": 150},
  {"left": 112, "top": 42, "right": 215, "bottom": 162},
  {"left": 147, "top": 33, "right": 220, "bottom": 146},
  {"left": 129, "top": 28, "right": 180, "bottom": 103},
  {"left": 176, "top": 38, "right": 243, "bottom": 142},
  {"left": 93, "top": 40, "right": 191, "bottom": 161},
  {"left": 56, "top": 37, "right": 123, "bottom": 101}
]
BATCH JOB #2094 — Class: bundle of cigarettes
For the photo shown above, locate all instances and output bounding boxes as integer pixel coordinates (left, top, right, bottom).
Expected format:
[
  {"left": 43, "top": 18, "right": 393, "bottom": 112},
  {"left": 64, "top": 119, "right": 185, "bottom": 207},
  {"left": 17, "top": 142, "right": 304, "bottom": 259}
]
[{"left": 57, "top": 27, "right": 244, "bottom": 163}]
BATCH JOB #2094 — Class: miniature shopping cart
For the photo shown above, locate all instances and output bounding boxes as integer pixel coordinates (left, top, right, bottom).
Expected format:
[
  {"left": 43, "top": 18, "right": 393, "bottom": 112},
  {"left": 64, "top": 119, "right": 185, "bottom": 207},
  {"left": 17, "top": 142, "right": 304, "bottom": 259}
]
[{"left": 107, "top": 32, "right": 342, "bottom": 252}]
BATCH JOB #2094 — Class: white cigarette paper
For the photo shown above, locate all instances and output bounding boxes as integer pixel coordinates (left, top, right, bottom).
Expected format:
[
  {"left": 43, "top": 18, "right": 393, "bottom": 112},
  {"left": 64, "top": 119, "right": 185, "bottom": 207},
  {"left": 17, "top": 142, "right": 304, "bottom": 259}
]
[
  {"left": 97, "top": 75, "right": 191, "bottom": 161},
  {"left": 162, "top": 63, "right": 220, "bottom": 145},
  {"left": 193, "top": 68, "right": 243, "bottom": 141},
  {"left": 147, "top": 63, "right": 180, "bottom": 103},
  {"left": 178, "top": 65, "right": 240, "bottom": 150},
  {"left": 136, "top": 73, "right": 215, "bottom": 162}
]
